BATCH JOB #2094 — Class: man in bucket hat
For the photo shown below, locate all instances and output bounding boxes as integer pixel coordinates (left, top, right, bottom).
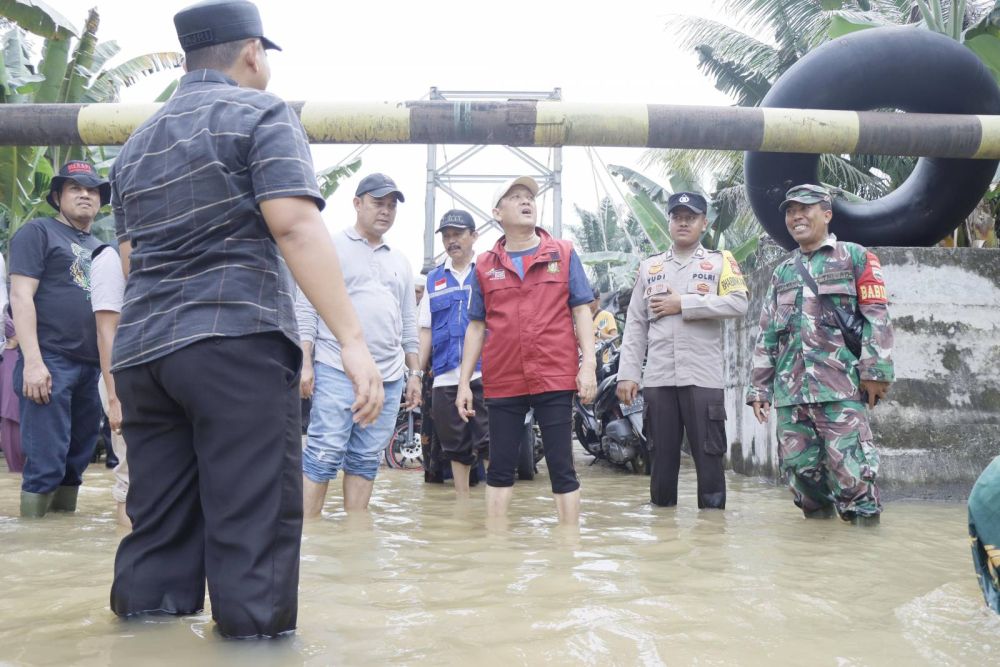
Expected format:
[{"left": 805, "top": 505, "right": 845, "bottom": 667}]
[
  {"left": 746, "top": 183, "right": 894, "bottom": 525},
  {"left": 8, "top": 160, "right": 108, "bottom": 518},
  {"left": 107, "top": 0, "right": 382, "bottom": 639}
]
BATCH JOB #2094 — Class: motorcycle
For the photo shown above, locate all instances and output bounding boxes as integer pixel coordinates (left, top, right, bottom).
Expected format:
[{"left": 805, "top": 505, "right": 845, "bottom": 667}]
[
  {"left": 573, "top": 337, "right": 650, "bottom": 475},
  {"left": 385, "top": 390, "right": 543, "bottom": 479}
]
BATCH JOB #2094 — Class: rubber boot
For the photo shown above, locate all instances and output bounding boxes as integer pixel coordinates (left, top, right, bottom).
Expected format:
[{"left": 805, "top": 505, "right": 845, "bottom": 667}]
[
  {"left": 50, "top": 485, "right": 79, "bottom": 512},
  {"left": 20, "top": 491, "right": 55, "bottom": 518}
]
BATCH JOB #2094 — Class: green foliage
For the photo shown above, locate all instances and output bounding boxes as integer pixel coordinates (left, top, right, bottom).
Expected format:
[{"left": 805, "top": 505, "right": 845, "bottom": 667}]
[
  {"left": 0, "top": 2, "right": 183, "bottom": 239},
  {"left": 317, "top": 157, "right": 363, "bottom": 201},
  {"left": 570, "top": 197, "right": 653, "bottom": 292}
]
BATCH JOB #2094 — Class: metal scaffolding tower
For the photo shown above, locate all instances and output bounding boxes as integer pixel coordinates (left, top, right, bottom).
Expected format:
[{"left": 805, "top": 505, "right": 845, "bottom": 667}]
[{"left": 422, "top": 87, "right": 563, "bottom": 272}]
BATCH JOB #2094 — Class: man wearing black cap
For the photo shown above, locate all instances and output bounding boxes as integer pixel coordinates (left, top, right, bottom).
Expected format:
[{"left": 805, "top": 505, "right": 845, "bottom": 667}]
[
  {"left": 9, "top": 160, "right": 108, "bottom": 518},
  {"left": 108, "top": 0, "right": 382, "bottom": 639},
  {"left": 417, "top": 209, "right": 489, "bottom": 497},
  {"left": 298, "top": 173, "right": 420, "bottom": 517},
  {"left": 747, "top": 184, "right": 893, "bottom": 525},
  {"left": 617, "top": 191, "right": 748, "bottom": 509}
]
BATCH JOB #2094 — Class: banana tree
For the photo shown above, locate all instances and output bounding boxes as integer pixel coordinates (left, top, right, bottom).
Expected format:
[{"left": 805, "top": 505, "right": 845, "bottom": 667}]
[
  {"left": 607, "top": 164, "right": 761, "bottom": 264},
  {"left": 0, "top": 0, "right": 182, "bottom": 243}
]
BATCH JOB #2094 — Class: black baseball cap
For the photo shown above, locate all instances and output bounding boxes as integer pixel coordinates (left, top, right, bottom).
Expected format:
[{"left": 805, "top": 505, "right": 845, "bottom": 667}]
[
  {"left": 667, "top": 191, "right": 707, "bottom": 215},
  {"left": 174, "top": 0, "right": 281, "bottom": 53},
  {"left": 355, "top": 173, "right": 405, "bottom": 202},
  {"left": 47, "top": 160, "right": 111, "bottom": 210},
  {"left": 436, "top": 209, "right": 475, "bottom": 232}
]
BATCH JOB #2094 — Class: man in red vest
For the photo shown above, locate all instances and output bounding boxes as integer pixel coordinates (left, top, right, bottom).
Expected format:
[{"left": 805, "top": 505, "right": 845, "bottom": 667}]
[{"left": 456, "top": 176, "right": 597, "bottom": 524}]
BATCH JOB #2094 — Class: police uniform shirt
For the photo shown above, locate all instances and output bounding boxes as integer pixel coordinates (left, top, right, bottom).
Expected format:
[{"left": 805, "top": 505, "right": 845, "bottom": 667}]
[{"left": 618, "top": 244, "right": 748, "bottom": 389}]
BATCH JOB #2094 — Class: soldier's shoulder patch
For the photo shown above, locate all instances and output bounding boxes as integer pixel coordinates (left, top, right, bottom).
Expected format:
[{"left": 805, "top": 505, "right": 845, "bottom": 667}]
[{"left": 856, "top": 250, "right": 887, "bottom": 304}]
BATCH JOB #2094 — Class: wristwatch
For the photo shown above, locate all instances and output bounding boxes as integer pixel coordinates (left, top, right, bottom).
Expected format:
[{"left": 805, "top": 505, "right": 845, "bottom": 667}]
[{"left": 407, "top": 369, "right": 425, "bottom": 380}]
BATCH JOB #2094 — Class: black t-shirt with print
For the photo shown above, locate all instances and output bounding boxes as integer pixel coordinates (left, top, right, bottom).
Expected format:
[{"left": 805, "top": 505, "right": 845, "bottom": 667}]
[{"left": 9, "top": 217, "right": 103, "bottom": 364}]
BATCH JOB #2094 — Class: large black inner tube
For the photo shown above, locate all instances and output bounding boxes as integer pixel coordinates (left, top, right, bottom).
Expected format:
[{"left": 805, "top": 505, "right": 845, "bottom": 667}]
[{"left": 745, "top": 26, "right": 1000, "bottom": 249}]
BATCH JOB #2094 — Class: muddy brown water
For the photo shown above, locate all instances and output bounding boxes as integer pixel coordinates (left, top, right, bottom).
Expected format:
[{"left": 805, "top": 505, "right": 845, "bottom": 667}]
[{"left": 1, "top": 452, "right": 997, "bottom": 666}]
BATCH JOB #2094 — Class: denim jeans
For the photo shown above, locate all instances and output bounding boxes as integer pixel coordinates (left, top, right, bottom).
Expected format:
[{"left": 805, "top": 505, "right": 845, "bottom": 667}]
[
  {"left": 302, "top": 362, "right": 404, "bottom": 482},
  {"left": 15, "top": 351, "right": 101, "bottom": 494}
]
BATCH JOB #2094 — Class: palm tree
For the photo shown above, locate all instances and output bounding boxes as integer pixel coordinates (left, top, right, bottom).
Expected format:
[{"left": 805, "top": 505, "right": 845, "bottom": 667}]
[{"left": 642, "top": 0, "right": 1000, "bottom": 248}]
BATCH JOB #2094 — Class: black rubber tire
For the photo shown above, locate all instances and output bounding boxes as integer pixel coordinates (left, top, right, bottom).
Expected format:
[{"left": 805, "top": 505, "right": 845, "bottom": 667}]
[
  {"left": 745, "top": 26, "right": 1000, "bottom": 249},
  {"left": 517, "top": 422, "right": 536, "bottom": 481}
]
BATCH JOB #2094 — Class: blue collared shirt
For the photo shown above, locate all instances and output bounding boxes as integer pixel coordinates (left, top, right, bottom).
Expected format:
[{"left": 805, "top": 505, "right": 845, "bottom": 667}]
[{"left": 110, "top": 69, "right": 323, "bottom": 370}]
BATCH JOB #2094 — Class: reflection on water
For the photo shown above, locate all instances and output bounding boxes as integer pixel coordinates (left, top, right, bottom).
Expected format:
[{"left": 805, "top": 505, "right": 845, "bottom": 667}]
[{"left": 1, "top": 453, "right": 998, "bottom": 666}]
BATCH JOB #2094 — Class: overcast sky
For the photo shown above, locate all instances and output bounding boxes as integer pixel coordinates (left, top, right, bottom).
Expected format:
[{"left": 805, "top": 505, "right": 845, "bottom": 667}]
[{"left": 42, "top": 0, "right": 742, "bottom": 273}]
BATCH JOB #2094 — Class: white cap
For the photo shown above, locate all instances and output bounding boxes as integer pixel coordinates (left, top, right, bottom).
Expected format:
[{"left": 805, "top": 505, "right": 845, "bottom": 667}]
[{"left": 491, "top": 176, "right": 539, "bottom": 210}]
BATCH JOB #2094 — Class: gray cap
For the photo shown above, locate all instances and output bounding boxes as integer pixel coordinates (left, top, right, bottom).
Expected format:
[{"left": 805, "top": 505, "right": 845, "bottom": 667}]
[
  {"left": 779, "top": 183, "right": 832, "bottom": 211},
  {"left": 355, "top": 173, "right": 405, "bottom": 202},
  {"left": 174, "top": 0, "right": 281, "bottom": 53}
]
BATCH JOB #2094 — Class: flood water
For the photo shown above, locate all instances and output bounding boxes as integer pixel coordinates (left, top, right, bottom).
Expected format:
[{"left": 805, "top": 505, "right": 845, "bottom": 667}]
[{"left": 1, "top": 451, "right": 998, "bottom": 666}]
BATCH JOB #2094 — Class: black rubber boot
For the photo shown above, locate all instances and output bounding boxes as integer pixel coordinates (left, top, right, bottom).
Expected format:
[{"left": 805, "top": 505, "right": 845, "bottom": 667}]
[
  {"left": 50, "top": 485, "right": 79, "bottom": 512},
  {"left": 20, "top": 491, "right": 55, "bottom": 518}
]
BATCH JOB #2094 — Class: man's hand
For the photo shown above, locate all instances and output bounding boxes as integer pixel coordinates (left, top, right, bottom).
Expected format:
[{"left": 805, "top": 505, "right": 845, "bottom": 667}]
[
  {"left": 649, "top": 292, "right": 683, "bottom": 318},
  {"left": 23, "top": 360, "right": 52, "bottom": 405},
  {"left": 751, "top": 400, "right": 771, "bottom": 424},
  {"left": 860, "top": 379, "right": 890, "bottom": 409},
  {"left": 404, "top": 375, "right": 422, "bottom": 410},
  {"left": 300, "top": 360, "right": 315, "bottom": 399},
  {"left": 455, "top": 381, "right": 475, "bottom": 423},
  {"left": 617, "top": 380, "right": 639, "bottom": 405},
  {"left": 577, "top": 365, "right": 597, "bottom": 404},
  {"left": 340, "top": 340, "right": 384, "bottom": 426},
  {"left": 108, "top": 395, "right": 124, "bottom": 434}
]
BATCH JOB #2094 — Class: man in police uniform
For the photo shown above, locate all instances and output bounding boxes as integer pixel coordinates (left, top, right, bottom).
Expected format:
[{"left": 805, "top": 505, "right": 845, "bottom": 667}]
[
  {"left": 746, "top": 184, "right": 893, "bottom": 524},
  {"left": 617, "top": 192, "right": 748, "bottom": 508},
  {"left": 418, "top": 209, "right": 489, "bottom": 497}
]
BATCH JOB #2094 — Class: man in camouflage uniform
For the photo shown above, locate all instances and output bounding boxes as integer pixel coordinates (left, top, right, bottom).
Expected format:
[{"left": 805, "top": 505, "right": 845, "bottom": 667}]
[
  {"left": 618, "top": 191, "right": 748, "bottom": 508},
  {"left": 747, "top": 184, "right": 893, "bottom": 524}
]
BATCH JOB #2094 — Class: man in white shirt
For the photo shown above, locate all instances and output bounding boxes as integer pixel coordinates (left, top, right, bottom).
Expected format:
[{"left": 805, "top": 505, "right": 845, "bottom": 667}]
[
  {"left": 418, "top": 210, "right": 488, "bottom": 497},
  {"left": 90, "top": 244, "right": 129, "bottom": 527}
]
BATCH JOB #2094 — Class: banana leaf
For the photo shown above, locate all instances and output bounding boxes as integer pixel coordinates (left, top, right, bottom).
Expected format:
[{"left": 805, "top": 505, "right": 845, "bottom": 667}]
[
  {"left": 86, "top": 51, "right": 184, "bottom": 102},
  {"left": 317, "top": 157, "right": 362, "bottom": 201},
  {"left": 625, "top": 192, "right": 672, "bottom": 252},
  {"left": 0, "top": 0, "right": 77, "bottom": 39}
]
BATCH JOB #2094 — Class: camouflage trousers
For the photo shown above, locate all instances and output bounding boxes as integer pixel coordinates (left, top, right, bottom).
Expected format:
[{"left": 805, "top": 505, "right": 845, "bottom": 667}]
[{"left": 776, "top": 401, "right": 881, "bottom": 519}]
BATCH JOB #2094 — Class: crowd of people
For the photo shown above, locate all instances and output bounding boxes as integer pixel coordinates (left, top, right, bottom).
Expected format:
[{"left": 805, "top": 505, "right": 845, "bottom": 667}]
[{"left": 1, "top": 0, "right": 995, "bottom": 640}]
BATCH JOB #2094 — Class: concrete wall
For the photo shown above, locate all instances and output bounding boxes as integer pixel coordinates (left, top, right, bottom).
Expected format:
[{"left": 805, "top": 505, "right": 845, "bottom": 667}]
[{"left": 724, "top": 245, "right": 1000, "bottom": 501}]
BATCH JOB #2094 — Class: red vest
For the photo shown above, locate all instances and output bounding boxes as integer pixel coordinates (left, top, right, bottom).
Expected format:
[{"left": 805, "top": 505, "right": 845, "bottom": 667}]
[{"left": 476, "top": 229, "right": 579, "bottom": 399}]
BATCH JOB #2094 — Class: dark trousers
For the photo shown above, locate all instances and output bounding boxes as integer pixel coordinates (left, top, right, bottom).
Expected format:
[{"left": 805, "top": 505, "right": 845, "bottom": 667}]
[
  {"left": 15, "top": 352, "right": 101, "bottom": 493},
  {"left": 432, "top": 379, "right": 489, "bottom": 466},
  {"left": 110, "top": 333, "right": 303, "bottom": 639},
  {"left": 644, "top": 386, "right": 727, "bottom": 509},
  {"left": 486, "top": 390, "right": 579, "bottom": 494}
]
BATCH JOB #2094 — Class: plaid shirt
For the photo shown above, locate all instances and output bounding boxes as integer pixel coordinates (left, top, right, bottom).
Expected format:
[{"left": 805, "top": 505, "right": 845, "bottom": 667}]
[{"left": 110, "top": 69, "right": 323, "bottom": 370}]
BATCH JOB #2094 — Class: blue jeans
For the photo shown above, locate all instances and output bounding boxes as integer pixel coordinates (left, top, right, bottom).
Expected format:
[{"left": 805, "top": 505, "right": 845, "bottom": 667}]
[
  {"left": 15, "top": 351, "right": 101, "bottom": 494},
  {"left": 302, "top": 362, "right": 404, "bottom": 482}
]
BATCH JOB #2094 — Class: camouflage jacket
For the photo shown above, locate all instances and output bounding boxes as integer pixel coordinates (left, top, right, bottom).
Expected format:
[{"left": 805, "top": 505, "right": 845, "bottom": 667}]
[{"left": 746, "top": 236, "right": 894, "bottom": 407}]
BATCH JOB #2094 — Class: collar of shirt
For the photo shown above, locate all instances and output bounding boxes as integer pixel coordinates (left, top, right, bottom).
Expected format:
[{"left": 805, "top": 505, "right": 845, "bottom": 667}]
[
  {"left": 443, "top": 255, "right": 475, "bottom": 281},
  {"left": 798, "top": 234, "right": 838, "bottom": 259},
  {"left": 178, "top": 69, "right": 239, "bottom": 89},
  {"left": 344, "top": 225, "right": 389, "bottom": 251}
]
